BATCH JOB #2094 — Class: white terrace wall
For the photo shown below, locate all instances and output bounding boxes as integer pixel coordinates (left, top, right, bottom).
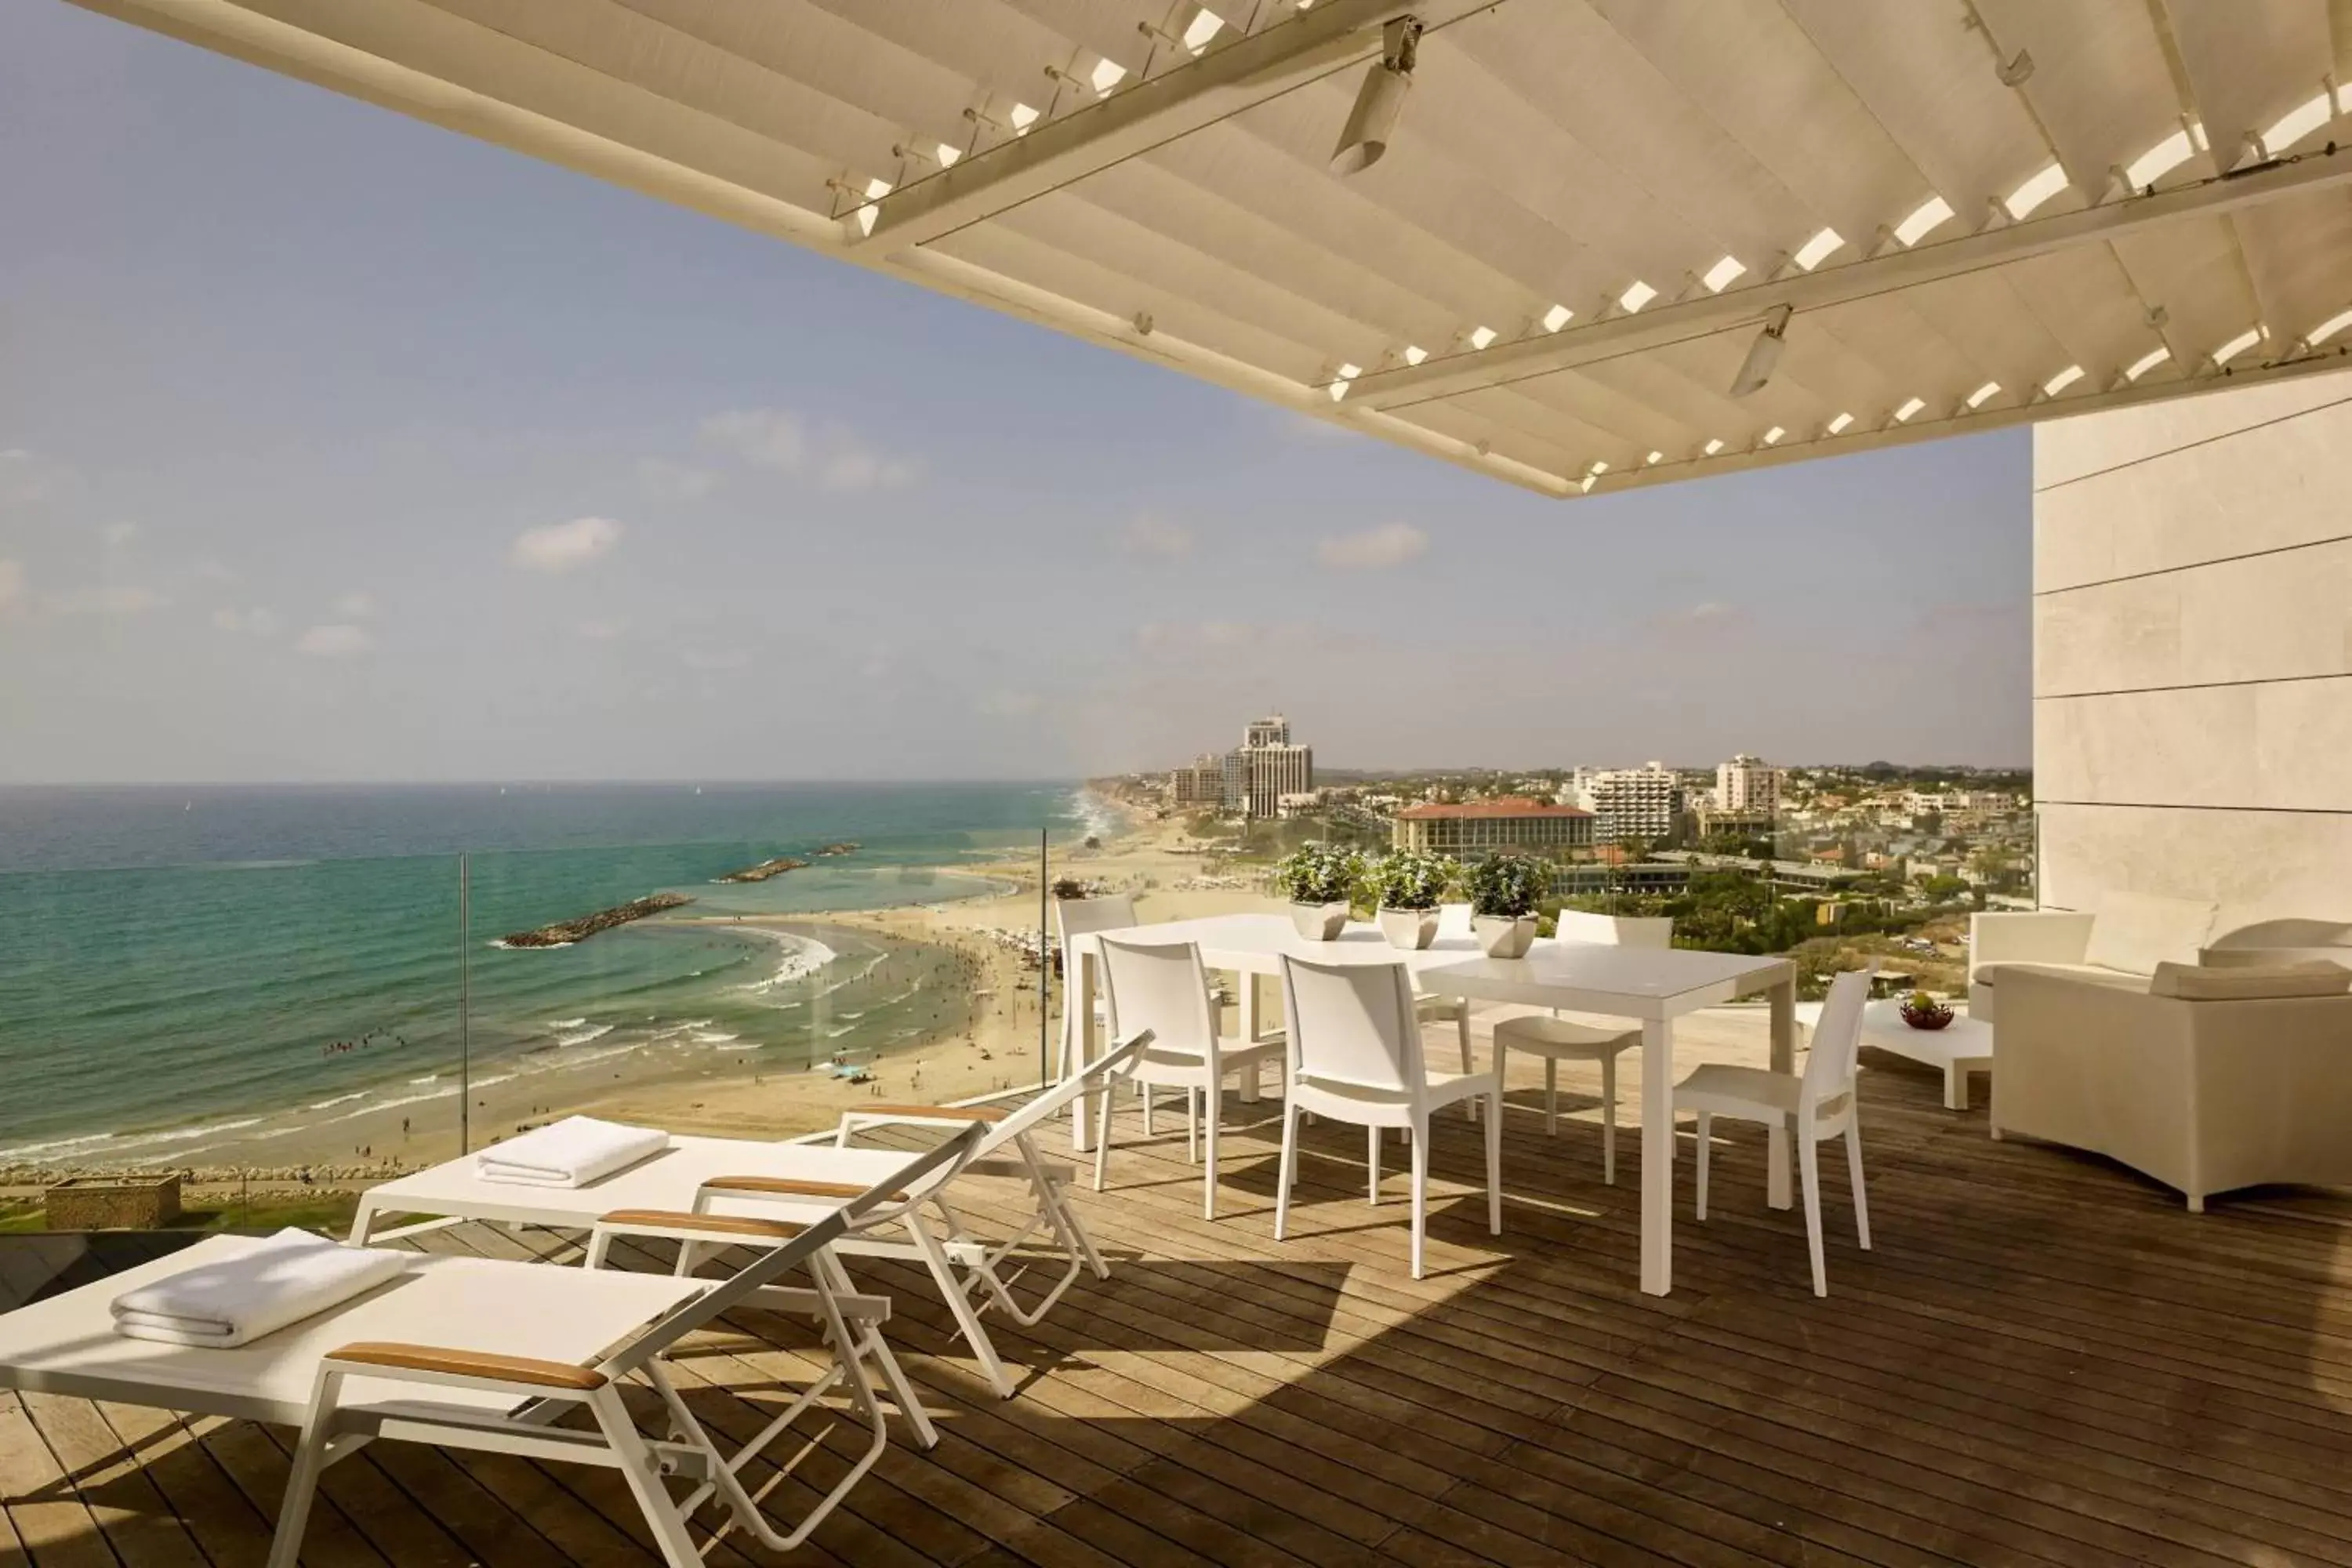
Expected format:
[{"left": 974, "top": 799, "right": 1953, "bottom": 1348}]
[{"left": 2034, "top": 363, "right": 2352, "bottom": 932}]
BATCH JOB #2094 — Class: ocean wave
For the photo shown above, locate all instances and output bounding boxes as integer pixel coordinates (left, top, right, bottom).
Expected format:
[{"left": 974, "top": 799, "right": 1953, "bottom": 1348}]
[
  {"left": 4, "top": 1115, "right": 281, "bottom": 1162},
  {"left": 548, "top": 1017, "right": 586, "bottom": 1029},
  {"left": 0, "top": 1131, "right": 118, "bottom": 1162},
  {"left": 408, "top": 1074, "right": 440, "bottom": 1085},
  {"left": 737, "top": 928, "right": 839, "bottom": 993},
  {"left": 691, "top": 1030, "right": 739, "bottom": 1046},
  {"left": 491, "top": 938, "right": 572, "bottom": 950},
  {"left": 307, "top": 1092, "right": 368, "bottom": 1111},
  {"left": 556, "top": 1023, "right": 614, "bottom": 1047}
]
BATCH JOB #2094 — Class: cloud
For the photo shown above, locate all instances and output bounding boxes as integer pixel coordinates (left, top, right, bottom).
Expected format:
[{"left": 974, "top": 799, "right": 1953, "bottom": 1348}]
[
  {"left": 701, "top": 408, "right": 919, "bottom": 493},
  {"left": 575, "top": 617, "right": 630, "bottom": 642},
  {"left": 681, "top": 647, "right": 751, "bottom": 671},
  {"left": 211, "top": 607, "right": 280, "bottom": 637},
  {"left": 510, "top": 516, "right": 623, "bottom": 574},
  {"left": 101, "top": 521, "right": 140, "bottom": 552},
  {"left": 638, "top": 457, "right": 719, "bottom": 503},
  {"left": 296, "top": 623, "right": 375, "bottom": 658},
  {"left": 0, "top": 559, "right": 21, "bottom": 612},
  {"left": 1120, "top": 514, "right": 1196, "bottom": 559},
  {"left": 976, "top": 689, "right": 1043, "bottom": 720},
  {"left": 1316, "top": 521, "right": 1428, "bottom": 570},
  {"left": 46, "top": 583, "right": 169, "bottom": 617},
  {"left": 332, "top": 591, "right": 378, "bottom": 619},
  {"left": 0, "top": 448, "right": 65, "bottom": 508}
]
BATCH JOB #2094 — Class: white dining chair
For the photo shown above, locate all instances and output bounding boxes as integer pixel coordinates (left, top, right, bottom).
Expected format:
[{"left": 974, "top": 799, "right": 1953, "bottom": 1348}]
[
  {"left": 1054, "top": 895, "right": 1138, "bottom": 1078},
  {"left": 1092, "top": 935, "right": 1283, "bottom": 1218},
  {"left": 1489, "top": 1014, "right": 1639, "bottom": 1182},
  {"left": 1275, "top": 953, "right": 1501, "bottom": 1278},
  {"left": 1412, "top": 902, "right": 1479, "bottom": 1118},
  {"left": 1673, "top": 965, "right": 1875, "bottom": 1296}
]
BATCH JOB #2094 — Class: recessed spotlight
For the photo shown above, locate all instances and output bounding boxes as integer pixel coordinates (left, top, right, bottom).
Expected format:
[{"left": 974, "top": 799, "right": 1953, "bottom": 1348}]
[
  {"left": 1329, "top": 362, "right": 1362, "bottom": 402},
  {"left": 2307, "top": 309, "right": 2352, "bottom": 347},
  {"left": 1089, "top": 58, "right": 1129, "bottom": 95},
  {"left": 1826, "top": 412, "right": 1853, "bottom": 435},
  {"left": 1893, "top": 195, "right": 1955, "bottom": 247},
  {"left": 2124, "top": 347, "right": 2171, "bottom": 381},
  {"left": 1541, "top": 303, "right": 1573, "bottom": 332},
  {"left": 935, "top": 142, "right": 963, "bottom": 167},
  {"left": 1403, "top": 345, "right": 1428, "bottom": 365},
  {"left": 1701, "top": 256, "right": 1747, "bottom": 293},
  {"left": 1702, "top": 437, "right": 1726, "bottom": 456},
  {"left": 1792, "top": 228, "right": 1844, "bottom": 271},
  {"left": 1645, "top": 450, "right": 1664, "bottom": 465},
  {"left": 1965, "top": 381, "right": 2002, "bottom": 409},
  {"left": 1761, "top": 426, "right": 1785, "bottom": 445},
  {"left": 1468, "top": 325, "right": 1497, "bottom": 350},
  {"left": 2211, "top": 328, "right": 2263, "bottom": 365},
  {"left": 2041, "top": 365, "right": 2085, "bottom": 396},
  {"left": 2004, "top": 163, "right": 2069, "bottom": 220},
  {"left": 1618, "top": 280, "right": 1657, "bottom": 314},
  {"left": 1893, "top": 397, "right": 1926, "bottom": 423}
]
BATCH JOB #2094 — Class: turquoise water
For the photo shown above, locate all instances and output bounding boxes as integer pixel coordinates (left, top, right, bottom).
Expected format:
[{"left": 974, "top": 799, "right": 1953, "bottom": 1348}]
[{"left": 0, "top": 782, "right": 1094, "bottom": 1161}]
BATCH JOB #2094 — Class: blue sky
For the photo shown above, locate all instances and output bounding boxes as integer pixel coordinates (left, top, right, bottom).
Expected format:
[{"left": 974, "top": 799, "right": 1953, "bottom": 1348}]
[{"left": 0, "top": 3, "right": 2030, "bottom": 782}]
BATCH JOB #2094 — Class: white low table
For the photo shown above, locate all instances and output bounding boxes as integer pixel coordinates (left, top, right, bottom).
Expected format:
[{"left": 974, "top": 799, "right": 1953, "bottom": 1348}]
[
  {"left": 1069, "top": 913, "right": 1795, "bottom": 1298},
  {"left": 1858, "top": 999, "right": 1991, "bottom": 1110}
]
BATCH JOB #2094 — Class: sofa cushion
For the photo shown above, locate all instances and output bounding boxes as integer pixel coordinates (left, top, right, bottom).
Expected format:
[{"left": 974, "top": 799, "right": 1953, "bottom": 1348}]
[
  {"left": 1973, "top": 960, "right": 2147, "bottom": 991},
  {"left": 2082, "top": 891, "right": 2219, "bottom": 976},
  {"left": 2148, "top": 960, "right": 2352, "bottom": 1000}
]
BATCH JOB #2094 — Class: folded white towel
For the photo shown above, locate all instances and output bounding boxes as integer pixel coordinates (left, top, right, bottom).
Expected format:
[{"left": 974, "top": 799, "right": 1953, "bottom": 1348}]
[
  {"left": 475, "top": 1115, "right": 669, "bottom": 1188},
  {"left": 112, "top": 1229, "right": 406, "bottom": 1348}
]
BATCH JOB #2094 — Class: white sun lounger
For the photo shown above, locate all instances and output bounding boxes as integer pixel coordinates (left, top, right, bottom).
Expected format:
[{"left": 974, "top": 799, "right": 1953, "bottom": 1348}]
[
  {"left": 350, "top": 1028, "right": 1151, "bottom": 1400},
  {"left": 0, "top": 1129, "right": 981, "bottom": 1567}
]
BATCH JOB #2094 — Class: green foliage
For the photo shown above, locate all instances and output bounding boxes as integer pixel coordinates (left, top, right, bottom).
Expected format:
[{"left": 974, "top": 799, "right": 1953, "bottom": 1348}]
[
  {"left": 1364, "top": 848, "right": 1452, "bottom": 911},
  {"left": 1462, "top": 852, "right": 1550, "bottom": 918},
  {"left": 1272, "top": 841, "right": 1364, "bottom": 905}
]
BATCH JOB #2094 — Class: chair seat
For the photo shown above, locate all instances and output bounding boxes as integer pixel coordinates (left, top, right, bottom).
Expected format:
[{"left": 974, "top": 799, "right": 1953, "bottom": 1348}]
[
  {"left": 1494, "top": 1014, "right": 1640, "bottom": 1056},
  {"left": 1294, "top": 1066, "right": 1494, "bottom": 1118},
  {"left": 1674, "top": 1062, "right": 1802, "bottom": 1119},
  {"left": 1414, "top": 993, "right": 1468, "bottom": 1021},
  {"left": 1130, "top": 1036, "right": 1283, "bottom": 1083}
]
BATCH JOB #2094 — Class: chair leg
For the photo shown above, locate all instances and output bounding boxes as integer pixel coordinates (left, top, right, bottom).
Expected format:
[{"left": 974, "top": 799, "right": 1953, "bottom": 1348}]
[
  {"left": 270, "top": 1385, "right": 336, "bottom": 1568},
  {"left": 1600, "top": 1051, "right": 1618, "bottom": 1186},
  {"left": 1409, "top": 1112, "right": 1431, "bottom": 1279},
  {"left": 1800, "top": 1131, "right": 1828, "bottom": 1297},
  {"left": 1846, "top": 1120, "right": 1871, "bottom": 1251},
  {"left": 1203, "top": 1082, "right": 1220, "bottom": 1221},
  {"left": 1694, "top": 1111, "right": 1711, "bottom": 1221},
  {"left": 1457, "top": 1010, "right": 1475, "bottom": 1120},
  {"left": 1485, "top": 1089, "right": 1503, "bottom": 1236},
  {"left": 1367, "top": 1122, "right": 1381, "bottom": 1203},
  {"left": 1275, "top": 1101, "right": 1300, "bottom": 1241},
  {"left": 1544, "top": 1056, "right": 1558, "bottom": 1136},
  {"left": 1092, "top": 1083, "right": 1116, "bottom": 1192},
  {"left": 1142, "top": 1080, "right": 1156, "bottom": 1137},
  {"left": 1186, "top": 1087, "right": 1200, "bottom": 1163}
]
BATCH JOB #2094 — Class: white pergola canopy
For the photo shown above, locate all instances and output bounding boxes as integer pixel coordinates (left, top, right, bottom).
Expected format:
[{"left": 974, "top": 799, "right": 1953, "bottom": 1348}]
[{"left": 75, "top": 0, "right": 2352, "bottom": 496}]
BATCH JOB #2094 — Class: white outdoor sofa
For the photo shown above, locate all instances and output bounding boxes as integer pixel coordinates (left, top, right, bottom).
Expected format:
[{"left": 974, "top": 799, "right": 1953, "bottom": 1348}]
[
  {"left": 1990, "top": 961, "right": 2352, "bottom": 1210},
  {"left": 1968, "top": 891, "right": 2217, "bottom": 1025},
  {"left": 0, "top": 1133, "right": 978, "bottom": 1567}
]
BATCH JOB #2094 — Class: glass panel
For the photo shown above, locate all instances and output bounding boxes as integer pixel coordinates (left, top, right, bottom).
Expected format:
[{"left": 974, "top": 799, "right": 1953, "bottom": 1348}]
[{"left": 0, "top": 786, "right": 462, "bottom": 1232}]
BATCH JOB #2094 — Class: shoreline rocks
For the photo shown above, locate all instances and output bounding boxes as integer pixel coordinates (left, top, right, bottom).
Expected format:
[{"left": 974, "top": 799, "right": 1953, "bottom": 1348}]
[{"left": 501, "top": 891, "right": 692, "bottom": 946}]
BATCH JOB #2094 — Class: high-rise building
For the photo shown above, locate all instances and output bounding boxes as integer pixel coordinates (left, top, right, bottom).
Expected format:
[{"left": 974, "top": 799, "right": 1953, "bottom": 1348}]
[
  {"left": 1572, "top": 762, "right": 1680, "bottom": 844},
  {"left": 1715, "top": 753, "right": 1782, "bottom": 815},
  {"left": 1164, "top": 714, "right": 1315, "bottom": 818}
]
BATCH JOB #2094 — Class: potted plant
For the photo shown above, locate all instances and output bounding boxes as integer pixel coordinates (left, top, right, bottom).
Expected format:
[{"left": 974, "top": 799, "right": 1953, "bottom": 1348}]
[
  {"left": 1365, "top": 848, "right": 1450, "bottom": 949},
  {"left": 1271, "top": 843, "right": 1363, "bottom": 941},
  {"left": 1899, "top": 990, "right": 1955, "bottom": 1031},
  {"left": 1462, "top": 853, "right": 1548, "bottom": 958}
]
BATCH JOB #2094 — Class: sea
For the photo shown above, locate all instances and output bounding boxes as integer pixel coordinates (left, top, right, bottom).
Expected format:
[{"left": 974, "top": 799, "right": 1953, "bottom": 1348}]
[{"left": 0, "top": 782, "right": 1109, "bottom": 1167}]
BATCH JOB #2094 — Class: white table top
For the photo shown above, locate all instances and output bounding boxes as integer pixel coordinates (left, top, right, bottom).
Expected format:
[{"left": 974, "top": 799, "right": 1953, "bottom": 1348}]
[
  {"left": 1859, "top": 997, "right": 1993, "bottom": 1045},
  {"left": 1076, "top": 913, "right": 1792, "bottom": 1021}
]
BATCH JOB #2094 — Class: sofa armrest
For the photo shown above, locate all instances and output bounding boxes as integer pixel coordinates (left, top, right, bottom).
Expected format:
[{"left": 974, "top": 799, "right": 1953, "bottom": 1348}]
[
  {"left": 1992, "top": 967, "right": 2194, "bottom": 1197},
  {"left": 1970, "top": 911, "right": 2096, "bottom": 967}
]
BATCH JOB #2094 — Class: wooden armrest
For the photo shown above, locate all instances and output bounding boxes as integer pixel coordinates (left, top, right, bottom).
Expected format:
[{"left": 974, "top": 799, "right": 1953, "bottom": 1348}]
[
  {"left": 701, "top": 1176, "right": 909, "bottom": 1203},
  {"left": 852, "top": 1102, "right": 1008, "bottom": 1123},
  {"left": 596, "top": 1208, "right": 807, "bottom": 1240},
  {"left": 326, "top": 1341, "right": 605, "bottom": 1392}
]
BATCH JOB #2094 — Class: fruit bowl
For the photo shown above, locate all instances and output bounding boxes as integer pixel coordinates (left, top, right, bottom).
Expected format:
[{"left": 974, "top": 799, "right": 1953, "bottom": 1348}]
[{"left": 1899, "top": 992, "right": 1955, "bottom": 1031}]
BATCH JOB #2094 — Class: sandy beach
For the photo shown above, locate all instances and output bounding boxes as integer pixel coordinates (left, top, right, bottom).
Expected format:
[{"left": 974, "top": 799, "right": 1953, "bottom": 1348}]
[{"left": 2, "top": 800, "right": 1279, "bottom": 1197}]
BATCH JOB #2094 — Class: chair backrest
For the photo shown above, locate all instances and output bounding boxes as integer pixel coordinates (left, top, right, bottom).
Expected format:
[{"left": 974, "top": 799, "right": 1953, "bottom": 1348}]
[
  {"left": 1279, "top": 954, "right": 1423, "bottom": 1095},
  {"left": 1097, "top": 936, "right": 1219, "bottom": 1061},
  {"left": 1056, "top": 895, "right": 1138, "bottom": 956},
  {"left": 986, "top": 1026, "right": 1156, "bottom": 1149},
  {"left": 1552, "top": 910, "right": 1674, "bottom": 949},
  {"left": 1436, "top": 902, "right": 1475, "bottom": 942},
  {"left": 1803, "top": 966, "right": 1877, "bottom": 1102}
]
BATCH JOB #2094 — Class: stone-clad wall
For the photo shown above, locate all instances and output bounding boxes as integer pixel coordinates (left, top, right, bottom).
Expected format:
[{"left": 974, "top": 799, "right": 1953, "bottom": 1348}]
[{"left": 2034, "top": 365, "right": 2352, "bottom": 931}]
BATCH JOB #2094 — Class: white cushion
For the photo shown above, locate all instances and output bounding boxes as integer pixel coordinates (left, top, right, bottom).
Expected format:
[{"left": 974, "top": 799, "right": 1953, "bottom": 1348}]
[
  {"left": 2082, "top": 892, "right": 2218, "bottom": 976},
  {"left": 1973, "top": 960, "right": 2146, "bottom": 992},
  {"left": 2148, "top": 960, "right": 2352, "bottom": 1000}
]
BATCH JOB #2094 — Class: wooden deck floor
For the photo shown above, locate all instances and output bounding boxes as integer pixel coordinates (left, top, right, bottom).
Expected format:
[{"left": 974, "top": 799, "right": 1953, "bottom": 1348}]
[{"left": 9, "top": 1022, "right": 2352, "bottom": 1567}]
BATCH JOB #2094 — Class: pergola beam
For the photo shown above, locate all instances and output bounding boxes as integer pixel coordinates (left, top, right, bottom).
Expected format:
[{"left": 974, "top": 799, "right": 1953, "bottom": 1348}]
[
  {"left": 1567, "top": 347, "right": 2352, "bottom": 499},
  {"left": 1350, "top": 143, "right": 2352, "bottom": 412},
  {"left": 851, "top": 0, "right": 1447, "bottom": 252}
]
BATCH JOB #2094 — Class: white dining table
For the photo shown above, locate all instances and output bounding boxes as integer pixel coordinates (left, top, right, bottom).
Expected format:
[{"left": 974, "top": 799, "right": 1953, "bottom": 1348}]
[{"left": 1067, "top": 912, "right": 1797, "bottom": 1297}]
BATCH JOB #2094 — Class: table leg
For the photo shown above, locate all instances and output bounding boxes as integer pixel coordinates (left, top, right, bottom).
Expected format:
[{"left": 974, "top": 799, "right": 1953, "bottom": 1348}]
[
  {"left": 1238, "top": 971, "right": 1264, "bottom": 1103},
  {"left": 1945, "top": 1063, "right": 1965, "bottom": 1112},
  {"left": 1766, "top": 978, "right": 1794, "bottom": 1211},
  {"left": 1072, "top": 949, "right": 1100, "bottom": 1153},
  {"left": 1639, "top": 1016, "right": 1674, "bottom": 1297}
]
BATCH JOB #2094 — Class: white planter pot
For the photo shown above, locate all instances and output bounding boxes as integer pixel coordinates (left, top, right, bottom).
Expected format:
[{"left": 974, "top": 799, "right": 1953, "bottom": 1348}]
[
  {"left": 1289, "top": 902, "right": 1350, "bottom": 942},
  {"left": 1378, "top": 907, "right": 1438, "bottom": 950},
  {"left": 1472, "top": 913, "right": 1537, "bottom": 959}
]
